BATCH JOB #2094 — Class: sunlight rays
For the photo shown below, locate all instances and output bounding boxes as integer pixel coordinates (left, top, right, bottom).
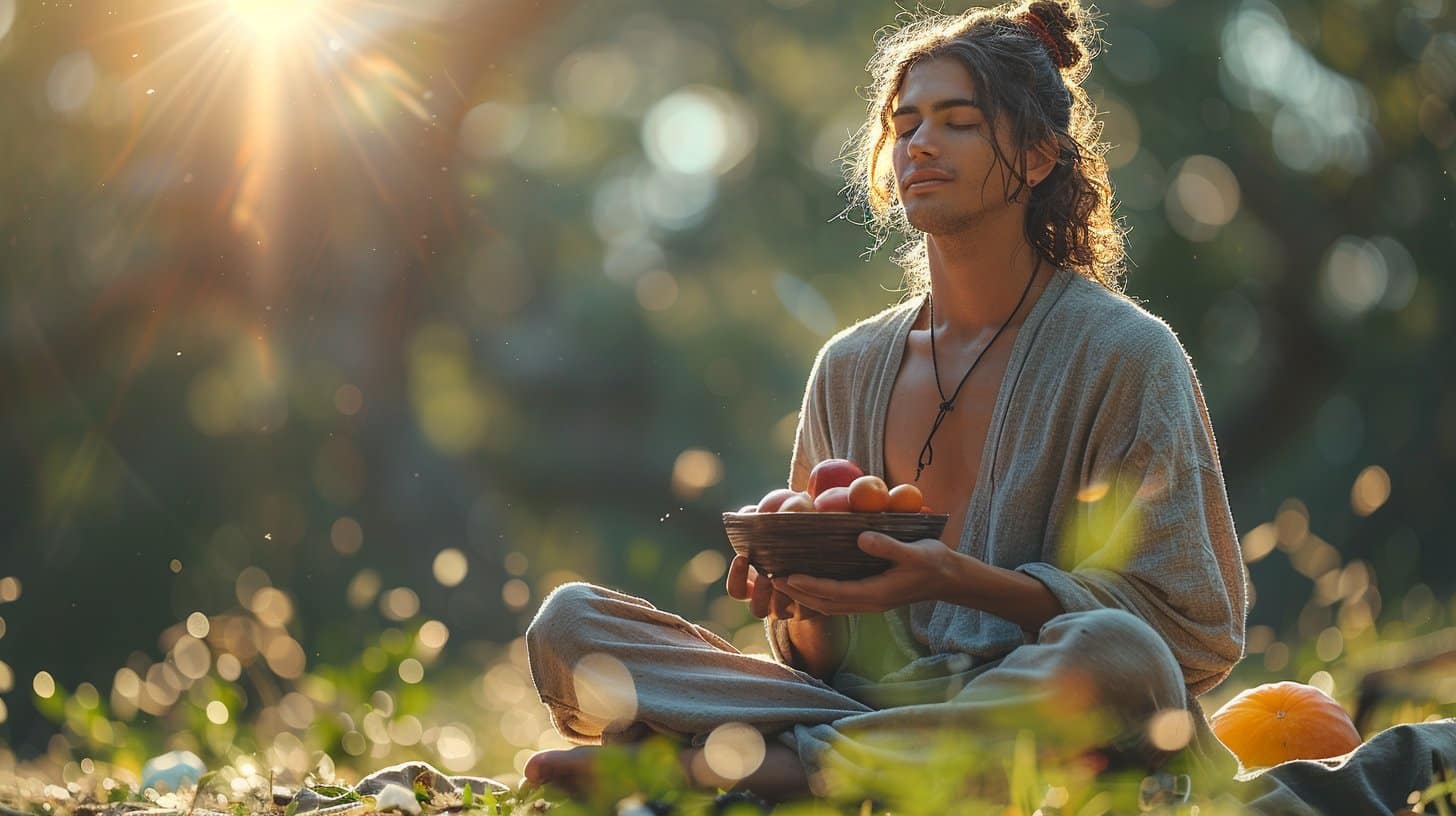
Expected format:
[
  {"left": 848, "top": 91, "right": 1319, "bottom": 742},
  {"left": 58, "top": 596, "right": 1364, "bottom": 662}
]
[
  {"left": 54, "top": 0, "right": 456, "bottom": 474},
  {"left": 224, "top": 0, "right": 326, "bottom": 43},
  {"left": 96, "top": 0, "right": 446, "bottom": 292}
]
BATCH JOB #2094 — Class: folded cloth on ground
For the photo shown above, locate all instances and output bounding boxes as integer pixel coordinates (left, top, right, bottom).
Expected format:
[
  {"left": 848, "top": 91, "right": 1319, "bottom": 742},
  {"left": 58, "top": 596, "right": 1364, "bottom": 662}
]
[
  {"left": 288, "top": 761, "right": 510, "bottom": 814},
  {"left": 1234, "top": 719, "right": 1456, "bottom": 815}
]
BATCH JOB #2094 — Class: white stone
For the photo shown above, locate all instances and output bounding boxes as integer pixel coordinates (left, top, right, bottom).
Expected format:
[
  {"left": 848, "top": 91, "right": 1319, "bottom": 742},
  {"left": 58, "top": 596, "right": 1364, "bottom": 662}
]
[{"left": 373, "top": 784, "right": 421, "bottom": 816}]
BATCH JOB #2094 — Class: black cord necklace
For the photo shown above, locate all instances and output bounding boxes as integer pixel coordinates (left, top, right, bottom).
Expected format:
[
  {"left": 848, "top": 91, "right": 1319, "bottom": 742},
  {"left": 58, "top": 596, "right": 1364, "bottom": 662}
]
[{"left": 915, "top": 260, "right": 1042, "bottom": 482}]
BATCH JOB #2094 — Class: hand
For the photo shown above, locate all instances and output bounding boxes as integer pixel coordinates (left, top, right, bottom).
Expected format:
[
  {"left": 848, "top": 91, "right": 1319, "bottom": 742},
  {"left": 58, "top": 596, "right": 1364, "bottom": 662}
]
[
  {"left": 772, "top": 531, "right": 954, "bottom": 615},
  {"left": 725, "top": 554, "right": 823, "bottom": 621}
]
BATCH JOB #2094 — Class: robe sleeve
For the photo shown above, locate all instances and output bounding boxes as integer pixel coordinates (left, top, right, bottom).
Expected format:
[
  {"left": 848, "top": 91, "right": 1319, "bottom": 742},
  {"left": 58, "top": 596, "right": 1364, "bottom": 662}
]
[
  {"left": 766, "top": 344, "right": 860, "bottom": 671},
  {"left": 787, "top": 344, "right": 834, "bottom": 493},
  {"left": 1014, "top": 328, "right": 1247, "bottom": 695}
]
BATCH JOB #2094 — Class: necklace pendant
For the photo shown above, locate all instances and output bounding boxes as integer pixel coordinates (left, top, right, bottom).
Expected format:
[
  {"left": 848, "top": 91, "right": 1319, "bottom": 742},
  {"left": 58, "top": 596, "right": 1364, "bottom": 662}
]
[
  {"left": 914, "top": 263, "right": 1039, "bottom": 491},
  {"left": 915, "top": 440, "right": 934, "bottom": 482}
]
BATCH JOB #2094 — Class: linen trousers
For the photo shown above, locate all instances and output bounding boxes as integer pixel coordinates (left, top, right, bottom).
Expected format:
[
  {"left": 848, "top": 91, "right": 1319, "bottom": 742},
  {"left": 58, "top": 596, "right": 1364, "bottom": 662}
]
[{"left": 525, "top": 581, "right": 1190, "bottom": 796}]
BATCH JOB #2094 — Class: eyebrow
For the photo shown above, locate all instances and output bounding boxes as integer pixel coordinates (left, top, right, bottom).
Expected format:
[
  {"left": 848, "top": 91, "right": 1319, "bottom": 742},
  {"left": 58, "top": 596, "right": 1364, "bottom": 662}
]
[{"left": 891, "top": 98, "right": 980, "bottom": 117}]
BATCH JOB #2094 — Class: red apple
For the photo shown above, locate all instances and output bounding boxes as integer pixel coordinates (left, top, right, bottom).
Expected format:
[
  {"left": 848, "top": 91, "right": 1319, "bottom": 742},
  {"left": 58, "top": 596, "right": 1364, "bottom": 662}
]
[
  {"left": 808, "top": 458, "right": 865, "bottom": 498},
  {"left": 812, "top": 486, "right": 852, "bottom": 512},
  {"left": 757, "top": 488, "right": 796, "bottom": 513}
]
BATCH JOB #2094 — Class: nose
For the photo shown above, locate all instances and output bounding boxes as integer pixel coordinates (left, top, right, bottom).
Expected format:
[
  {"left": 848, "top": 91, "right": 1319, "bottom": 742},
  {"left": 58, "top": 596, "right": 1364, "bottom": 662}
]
[{"left": 905, "top": 123, "right": 938, "bottom": 159}]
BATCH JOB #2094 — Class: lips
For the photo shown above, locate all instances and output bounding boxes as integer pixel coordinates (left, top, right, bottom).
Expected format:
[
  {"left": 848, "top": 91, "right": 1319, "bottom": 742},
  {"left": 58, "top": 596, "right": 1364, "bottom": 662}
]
[{"left": 902, "top": 169, "right": 954, "bottom": 192}]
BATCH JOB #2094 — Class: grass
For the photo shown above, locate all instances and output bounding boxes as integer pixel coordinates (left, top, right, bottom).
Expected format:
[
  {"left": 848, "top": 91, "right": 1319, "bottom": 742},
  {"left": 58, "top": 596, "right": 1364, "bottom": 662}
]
[
  {"left": 8, "top": 717, "right": 1454, "bottom": 816},
  {"left": 3, "top": 501, "right": 1455, "bottom": 813}
]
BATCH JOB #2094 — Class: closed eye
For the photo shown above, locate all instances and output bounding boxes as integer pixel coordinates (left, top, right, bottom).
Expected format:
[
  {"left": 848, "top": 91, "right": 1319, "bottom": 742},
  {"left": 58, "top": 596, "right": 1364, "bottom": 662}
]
[{"left": 895, "top": 122, "right": 979, "bottom": 139}]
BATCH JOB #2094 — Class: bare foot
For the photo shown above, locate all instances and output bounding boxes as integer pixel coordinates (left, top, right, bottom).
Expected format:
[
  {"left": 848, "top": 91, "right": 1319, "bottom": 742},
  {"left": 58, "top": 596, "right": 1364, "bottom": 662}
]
[
  {"left": 522, "top": 741, "right": 812, "bottom": 803},
  {"left": 522, "top": 746, "right": 602, "bottom": 795},
  {"left": 678, "top": 743, "right": 812, "bottom": 802}
]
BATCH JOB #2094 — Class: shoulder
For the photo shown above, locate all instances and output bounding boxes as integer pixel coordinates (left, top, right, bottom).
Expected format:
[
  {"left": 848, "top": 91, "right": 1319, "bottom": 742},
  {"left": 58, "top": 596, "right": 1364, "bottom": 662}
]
[
  {"left": 1051, "top": 273, "right": 1194, "bottom": 378},
  {"left": 1050, "top": 275, "right": 1221, "bottom": 470},
  {"left": 810, "top": 295, "right": 921, "bottom": 378}
]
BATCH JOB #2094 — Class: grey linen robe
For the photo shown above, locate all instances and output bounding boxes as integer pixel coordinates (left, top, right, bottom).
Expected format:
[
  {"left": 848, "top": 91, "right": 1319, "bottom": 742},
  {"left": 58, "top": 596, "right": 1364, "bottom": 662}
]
[
  {"left": 525, "top": 266, "right": 1456, "bottom": 810},
  {"left": 765, "top": 269, "right": 1456, "bottom": 811},
  {"left": 768, "top": 267, "right": 1246, "bottom": 697}
]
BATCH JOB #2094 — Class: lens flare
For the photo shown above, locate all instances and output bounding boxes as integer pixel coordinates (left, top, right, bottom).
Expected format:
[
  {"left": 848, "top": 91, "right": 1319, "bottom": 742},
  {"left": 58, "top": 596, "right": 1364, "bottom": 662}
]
[
  {"left": 92, "top": 0, "right": 442, "bottom": 300},
  {"left": 225, "top": 0, "right": 324, "bottom": 42}
]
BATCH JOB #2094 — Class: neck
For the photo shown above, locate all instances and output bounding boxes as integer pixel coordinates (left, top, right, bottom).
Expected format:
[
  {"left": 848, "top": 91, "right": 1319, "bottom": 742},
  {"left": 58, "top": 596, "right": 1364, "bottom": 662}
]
[{"left": 922, "top": 207, "right": 1045, "bottom": 338}]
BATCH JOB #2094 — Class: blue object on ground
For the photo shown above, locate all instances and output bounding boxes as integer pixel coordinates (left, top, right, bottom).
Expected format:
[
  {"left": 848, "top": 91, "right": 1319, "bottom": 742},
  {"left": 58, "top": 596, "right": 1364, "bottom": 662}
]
[{"left": 142, "top": 750, "right": 207, "bottom": 791}]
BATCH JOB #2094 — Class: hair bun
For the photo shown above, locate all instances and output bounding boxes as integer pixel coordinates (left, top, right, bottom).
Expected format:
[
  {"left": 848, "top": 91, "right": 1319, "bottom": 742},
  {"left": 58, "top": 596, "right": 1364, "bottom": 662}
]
[{"left": 1019, "top": 1, "right": 1084, "bottom": 70}]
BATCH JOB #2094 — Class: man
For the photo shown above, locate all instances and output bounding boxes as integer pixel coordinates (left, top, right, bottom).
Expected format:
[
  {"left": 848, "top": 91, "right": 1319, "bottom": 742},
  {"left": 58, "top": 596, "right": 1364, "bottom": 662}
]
[{"left": 522, "top": 0, "right": 1247, "bottom": 803}]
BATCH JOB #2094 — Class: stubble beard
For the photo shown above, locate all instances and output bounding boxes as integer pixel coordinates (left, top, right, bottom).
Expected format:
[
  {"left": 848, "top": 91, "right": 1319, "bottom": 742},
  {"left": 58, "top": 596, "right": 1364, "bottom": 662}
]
[
  {"left": 904, "top": 198, "right": 985, "bottom": 238},
  {"left": 902, "top": 179, "right": 1022, "bottom": 239}
]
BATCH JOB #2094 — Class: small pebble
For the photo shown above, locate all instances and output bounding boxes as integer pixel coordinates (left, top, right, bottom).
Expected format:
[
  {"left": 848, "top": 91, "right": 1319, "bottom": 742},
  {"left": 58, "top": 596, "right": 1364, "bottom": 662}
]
[{"left": 373, "top": 784, "right": 421, "bottom": 816}]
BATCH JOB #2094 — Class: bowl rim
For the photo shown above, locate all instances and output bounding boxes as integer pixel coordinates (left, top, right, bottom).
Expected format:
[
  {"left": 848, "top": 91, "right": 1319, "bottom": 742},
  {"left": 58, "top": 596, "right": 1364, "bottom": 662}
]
[{"left": 722, "top": 510, "right": 950, "bottom": 521}]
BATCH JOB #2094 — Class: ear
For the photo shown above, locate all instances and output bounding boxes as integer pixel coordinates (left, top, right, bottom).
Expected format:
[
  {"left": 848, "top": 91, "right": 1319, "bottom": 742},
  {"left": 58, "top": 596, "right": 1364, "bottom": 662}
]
[{"left": 1025, "top": 136, "right": 1058, "bottom": 186}]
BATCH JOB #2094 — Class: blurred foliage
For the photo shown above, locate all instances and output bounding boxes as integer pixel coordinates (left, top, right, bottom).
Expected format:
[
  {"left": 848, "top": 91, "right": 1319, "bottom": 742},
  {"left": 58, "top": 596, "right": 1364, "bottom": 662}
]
[{"left": 0, "top": 0, "right": 1453, "bottom": 801}]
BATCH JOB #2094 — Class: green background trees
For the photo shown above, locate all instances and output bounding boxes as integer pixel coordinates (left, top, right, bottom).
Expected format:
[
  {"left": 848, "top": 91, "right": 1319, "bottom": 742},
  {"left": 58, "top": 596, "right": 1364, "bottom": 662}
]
[{"left": 0, "top": 0, "right": 1451, "bottom": 783}]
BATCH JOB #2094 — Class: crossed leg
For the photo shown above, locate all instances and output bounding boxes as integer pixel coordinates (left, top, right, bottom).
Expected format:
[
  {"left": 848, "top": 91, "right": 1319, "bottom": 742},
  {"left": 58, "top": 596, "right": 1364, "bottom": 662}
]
[
  {"left": 522, "top": 582, "right": 1188, "bottom": 801},
  {"left": 522, "top": 582, "right": 872, "bottom": 799}
]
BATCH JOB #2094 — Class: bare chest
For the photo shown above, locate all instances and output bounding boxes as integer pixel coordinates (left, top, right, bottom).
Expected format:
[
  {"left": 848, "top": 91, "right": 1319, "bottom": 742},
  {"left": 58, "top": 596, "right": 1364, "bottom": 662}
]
[{"left": 883, "top": 332, "right": 1017, "bottom": 548}]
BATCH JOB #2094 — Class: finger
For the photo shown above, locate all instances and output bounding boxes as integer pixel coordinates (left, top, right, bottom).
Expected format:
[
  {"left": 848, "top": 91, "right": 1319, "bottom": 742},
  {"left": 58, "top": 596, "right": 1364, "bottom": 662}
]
[
  {"left": 785, "top": 577, "right": 869, "bottom": 612},
  {"left": 791, "top": 599, "right": 823, "bottom": 620},
  {"left": 858, "top": 530, "right": 900, "bottom": 555},
  {"left": 778, "top": 574, "right": 842, "bottom": 599},
  {"left": 726, "top": 555, "right": 750, "bottom": 600},
  {"left": 749, "top": 567, "right": 774, "bottom": 619},
  {"left": 769, "top": 585, "right": 793, "bottom": 620},
  {"left": 745, "top": 563, "right": 764, "bottom": 598},
  {"left": 774, "top": 584, "right": 837, "bottom": 616},
  {"left": 779, "top": 588, "right": 838, "bottom": 614}
]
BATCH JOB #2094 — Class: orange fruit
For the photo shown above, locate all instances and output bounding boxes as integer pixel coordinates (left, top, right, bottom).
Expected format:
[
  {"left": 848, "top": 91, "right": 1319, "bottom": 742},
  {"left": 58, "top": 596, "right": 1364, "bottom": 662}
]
[
  {"left": 887, "top": 483, "right": 923, "bottom": 513},
  {"left": 1209, "top": 681, "right": 1362, "bottom": 768},
  {"left": 847, "top": 476, "right": 890, "bottom": 512}
]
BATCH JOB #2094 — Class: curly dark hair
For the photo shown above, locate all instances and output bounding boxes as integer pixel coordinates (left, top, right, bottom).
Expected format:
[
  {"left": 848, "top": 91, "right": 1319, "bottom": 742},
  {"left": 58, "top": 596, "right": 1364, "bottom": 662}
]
[{"left": 841, "top": 0, "right": 1127, "bottom": 297}]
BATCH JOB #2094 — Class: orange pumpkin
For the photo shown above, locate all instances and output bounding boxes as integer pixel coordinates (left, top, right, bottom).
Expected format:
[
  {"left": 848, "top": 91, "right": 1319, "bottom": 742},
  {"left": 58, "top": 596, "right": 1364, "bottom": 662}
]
[{"left": 1209, "top": 681, "right": 1363, "bottom": 768}]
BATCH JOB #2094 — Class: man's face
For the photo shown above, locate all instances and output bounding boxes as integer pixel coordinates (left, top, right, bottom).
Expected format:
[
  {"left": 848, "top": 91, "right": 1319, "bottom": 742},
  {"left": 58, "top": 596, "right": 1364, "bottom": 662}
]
[{"left": 889, "top": 57, "right": 1020, "bottom": 236}]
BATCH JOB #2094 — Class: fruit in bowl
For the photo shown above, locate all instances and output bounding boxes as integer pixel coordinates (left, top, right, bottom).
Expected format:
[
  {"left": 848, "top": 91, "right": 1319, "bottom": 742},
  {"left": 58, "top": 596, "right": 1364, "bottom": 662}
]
[
  {"left": 722, "top": 460, "right": 947, "bottom": 580},
  {"left": 807, "top": 458, "right": 864, "bottom": 498}
]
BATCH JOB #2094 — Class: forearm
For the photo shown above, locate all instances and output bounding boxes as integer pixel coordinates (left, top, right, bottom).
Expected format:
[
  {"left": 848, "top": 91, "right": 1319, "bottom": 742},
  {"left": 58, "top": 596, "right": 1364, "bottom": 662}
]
[
  {"left": 938, "top": 551, "right": 1064, "bottom": 634},
  {"left": 782, "top": 615, "right": 850, "bottom": 680}
]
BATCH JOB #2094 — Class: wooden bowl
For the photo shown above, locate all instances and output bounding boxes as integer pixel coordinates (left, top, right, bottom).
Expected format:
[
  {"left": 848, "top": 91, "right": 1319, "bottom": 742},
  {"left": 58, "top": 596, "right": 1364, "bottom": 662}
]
[{"left": 721, "top": 511, "right": 950, "bottom": 580}]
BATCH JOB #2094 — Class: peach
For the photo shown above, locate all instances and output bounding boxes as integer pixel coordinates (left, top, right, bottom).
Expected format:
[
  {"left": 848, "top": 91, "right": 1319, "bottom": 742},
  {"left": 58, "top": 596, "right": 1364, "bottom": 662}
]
[
  {"left": 848, "top": 475, "right": 890, "bottom": 512},
  {"left": 887, "top": 483, "right": 923, "bottom": 513},
  {"left": 757, "top": 488, "right": 796, "bottom": 513},
  {"left": 738, "top": 504, "right": 759, "bottom": 514},
  {"left": 779, "top": 492, "right": 815, "bottom": 512},
  {"left": 808, "top": 459, "right": 864, "bottom": 498},
  {"left": 813, "top": 486, "right": 853, "bottom": 512}
]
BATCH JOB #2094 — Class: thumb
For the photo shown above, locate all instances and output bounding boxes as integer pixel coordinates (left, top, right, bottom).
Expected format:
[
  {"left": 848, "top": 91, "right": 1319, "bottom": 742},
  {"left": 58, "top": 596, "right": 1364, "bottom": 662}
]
[{"left": 858, "top": 531, "right": 894, "bottom": 553}]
